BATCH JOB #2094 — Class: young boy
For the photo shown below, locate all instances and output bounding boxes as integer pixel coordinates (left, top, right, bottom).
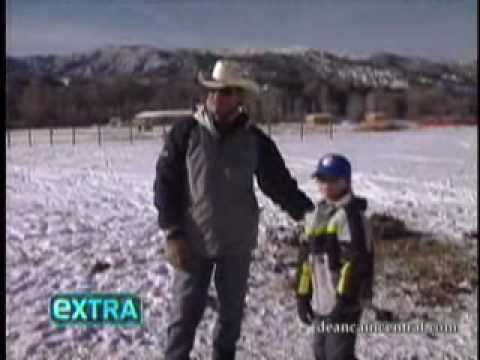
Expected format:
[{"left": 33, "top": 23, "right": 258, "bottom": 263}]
[{"left": 296, "top": 153, "right": 374, "bottom": 360}]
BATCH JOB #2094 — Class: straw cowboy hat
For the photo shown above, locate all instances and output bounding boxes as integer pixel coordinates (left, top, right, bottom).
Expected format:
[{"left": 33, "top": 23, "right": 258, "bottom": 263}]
[{"left": 197, "top": 59, "right": 260, "bottom": 95}]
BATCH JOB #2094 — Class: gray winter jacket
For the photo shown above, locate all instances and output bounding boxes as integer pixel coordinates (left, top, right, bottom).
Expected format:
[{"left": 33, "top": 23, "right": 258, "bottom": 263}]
[
  {"left": 154, "top": 105, "right": 314, "bottom": 258},
  {"left": 184, "top": 106, "right": 260, "bottom": 256}
]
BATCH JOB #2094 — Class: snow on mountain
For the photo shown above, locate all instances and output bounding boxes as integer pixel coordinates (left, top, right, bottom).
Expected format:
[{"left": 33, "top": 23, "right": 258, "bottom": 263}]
[{"left": 6, "top": 46, "right": 477, "bottom": 92}]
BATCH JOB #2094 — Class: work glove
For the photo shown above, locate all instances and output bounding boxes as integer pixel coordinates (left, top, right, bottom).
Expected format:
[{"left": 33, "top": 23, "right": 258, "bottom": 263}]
[
  {"left": 164, "top": 228, "right": 192, "bottom": 271},
  {"left": 297, "top": 296, "right": 314, "bottom": 325}
]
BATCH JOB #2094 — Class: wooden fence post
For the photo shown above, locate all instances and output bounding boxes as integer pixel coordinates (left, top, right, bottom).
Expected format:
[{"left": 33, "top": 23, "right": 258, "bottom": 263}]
[
  {"left": 28, "top": 128, "right": 32, "bottom": 147},
  {"left": 97, "top": 125, "right": 102, "bottom": 146},
  {"left": 49, "top": 128, "right": 53, "bottom": 145},
  {"left": 72, "top": 127, "right": 76, "bottom": 145},
  {"left": 300, "top": 119, "right": 304, "bottom": 142}
]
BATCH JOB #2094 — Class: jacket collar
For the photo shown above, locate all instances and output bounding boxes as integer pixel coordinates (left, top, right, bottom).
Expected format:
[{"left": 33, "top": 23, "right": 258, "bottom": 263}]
[
  {"left": 324, "top": 192, "right": 368, "bottom": 213},
  {"left": 325, "top": 192, "right": 353, "bottom": 208},
  {"left": 193, "top": 104, "right": 250, "bottom": 138}
]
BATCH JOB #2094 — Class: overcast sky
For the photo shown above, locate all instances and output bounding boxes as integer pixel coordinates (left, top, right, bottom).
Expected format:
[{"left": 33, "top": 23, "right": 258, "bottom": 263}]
[{"left": 6, "top": 0, "right": 477, "bottom": 61}]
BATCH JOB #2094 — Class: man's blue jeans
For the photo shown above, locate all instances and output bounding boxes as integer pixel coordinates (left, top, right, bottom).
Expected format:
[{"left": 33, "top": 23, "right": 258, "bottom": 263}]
[{"left": 165, "top": 252, "right": 252, "bottom": 360}]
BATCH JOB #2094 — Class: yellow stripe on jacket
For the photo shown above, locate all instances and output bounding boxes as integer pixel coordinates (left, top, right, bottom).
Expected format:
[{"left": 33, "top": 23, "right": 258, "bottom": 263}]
[
  {"left": 336, "top": 261, "right": 353, "bottom": 295},
  {"left": 305, "top": 225, "right": 337, "bottom": 238},
  {"left": 297, "top": 262, "right": 312, "bottom": 296}
]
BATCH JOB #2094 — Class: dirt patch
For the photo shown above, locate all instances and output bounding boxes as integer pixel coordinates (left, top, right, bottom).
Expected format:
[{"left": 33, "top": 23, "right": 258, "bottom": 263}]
[
  {"left": 368, "top": 212, "right": 418, "bottom": 240},
  {"left": 375, "top": 234, "right": 477, "bottom": 308}
]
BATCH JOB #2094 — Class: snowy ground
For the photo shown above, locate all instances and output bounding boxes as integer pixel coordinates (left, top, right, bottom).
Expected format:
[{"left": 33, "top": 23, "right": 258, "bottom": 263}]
[{"left": 6, "top": 125, "right": 478, "bottom": 359}]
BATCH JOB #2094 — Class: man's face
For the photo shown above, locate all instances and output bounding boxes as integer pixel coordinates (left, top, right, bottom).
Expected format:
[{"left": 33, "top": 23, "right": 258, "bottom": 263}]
[
  {"left": 316, "top": 178, "right": 349, "bottom": 201},
  {"left": 206, "top": 87, "right": 242, "bottom": 122}
]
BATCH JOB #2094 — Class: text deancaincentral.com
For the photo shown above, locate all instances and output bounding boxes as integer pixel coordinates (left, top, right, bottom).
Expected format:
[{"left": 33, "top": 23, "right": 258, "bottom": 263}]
[{"left": 312, "top": 321, "right": 458, "bottom": 335}]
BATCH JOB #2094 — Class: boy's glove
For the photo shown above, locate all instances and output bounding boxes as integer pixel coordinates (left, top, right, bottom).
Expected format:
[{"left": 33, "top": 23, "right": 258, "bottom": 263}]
[
  {"left": 296, "top": 240, "right": 313, "bottom": 325},
  {"left": 297, "top": 296, "right": 314, "bottom": 325},
  {"left": 165, "top": 228, "right": 192, "bottom": 271}
]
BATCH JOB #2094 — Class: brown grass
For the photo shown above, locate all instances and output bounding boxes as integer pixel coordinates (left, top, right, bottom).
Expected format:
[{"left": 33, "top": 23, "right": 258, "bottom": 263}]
[{"left": 375, "top": 236, "right": 477, "bottom": 307}]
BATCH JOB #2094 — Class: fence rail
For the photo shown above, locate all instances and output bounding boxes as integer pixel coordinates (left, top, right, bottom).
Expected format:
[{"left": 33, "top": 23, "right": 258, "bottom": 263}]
[
  {"left": 5, "top": 124, "right": 171, "bottom": 148},
  {"left": 5, "top": 122, "right": 336, "bottom": 148}
]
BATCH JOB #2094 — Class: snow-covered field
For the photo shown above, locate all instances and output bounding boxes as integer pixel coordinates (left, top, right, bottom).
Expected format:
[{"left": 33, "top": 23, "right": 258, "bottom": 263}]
[{"left": 6, "top": 125, "right": 478, "bottom": 359}]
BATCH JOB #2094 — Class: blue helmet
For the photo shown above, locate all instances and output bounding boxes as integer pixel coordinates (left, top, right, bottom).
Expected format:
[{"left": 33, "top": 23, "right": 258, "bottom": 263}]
[{"left": 312, "top": 153, "right": 351, "bottom": 183}]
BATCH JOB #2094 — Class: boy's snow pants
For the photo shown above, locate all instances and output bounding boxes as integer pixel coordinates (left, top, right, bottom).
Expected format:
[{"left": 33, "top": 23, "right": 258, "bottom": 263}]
[
  {"left": 165, "top": 251, "right": 252, "bottom": 360},
  {"left": 313, "top": 308, "right": 363, "bottom": 360}
]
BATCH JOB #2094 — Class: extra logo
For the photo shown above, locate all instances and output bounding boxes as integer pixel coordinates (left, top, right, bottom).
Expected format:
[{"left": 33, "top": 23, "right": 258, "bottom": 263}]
[{"left": 50, "top": 293, "right": 142, "bottom": 327}]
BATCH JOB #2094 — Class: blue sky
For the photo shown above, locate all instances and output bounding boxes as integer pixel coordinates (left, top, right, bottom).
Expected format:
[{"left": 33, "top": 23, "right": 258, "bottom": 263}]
[{"left": 6, "top": 0, "right": 477, "bottom": 61}]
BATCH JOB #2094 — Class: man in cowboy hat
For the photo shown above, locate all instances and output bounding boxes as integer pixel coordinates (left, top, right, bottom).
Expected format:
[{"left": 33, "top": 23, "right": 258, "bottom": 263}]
[{"left": 154, "top": 59, "right": 314, "bottom": 360}]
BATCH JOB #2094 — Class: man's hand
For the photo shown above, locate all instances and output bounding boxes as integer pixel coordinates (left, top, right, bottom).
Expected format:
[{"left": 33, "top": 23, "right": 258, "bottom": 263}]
[
  {"left": 165, "top": 229, "right": 192, "bottom": 270},
  {"left": 297, "top": 296, "right": 314, "bottom": 325}
]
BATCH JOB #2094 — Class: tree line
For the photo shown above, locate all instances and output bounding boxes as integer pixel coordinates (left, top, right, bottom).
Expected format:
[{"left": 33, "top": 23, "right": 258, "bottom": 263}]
[
  {"left": 6, "top": 74, "right": 477, "bottom": 129},
  {"left": 6, "top": 75, "right": 204, "bottom": 129}
]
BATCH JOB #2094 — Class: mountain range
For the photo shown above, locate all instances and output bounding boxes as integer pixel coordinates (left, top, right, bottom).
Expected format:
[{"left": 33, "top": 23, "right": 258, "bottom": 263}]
[{"left": 7, "top": 45, "right": 477, "bottom": 93}]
